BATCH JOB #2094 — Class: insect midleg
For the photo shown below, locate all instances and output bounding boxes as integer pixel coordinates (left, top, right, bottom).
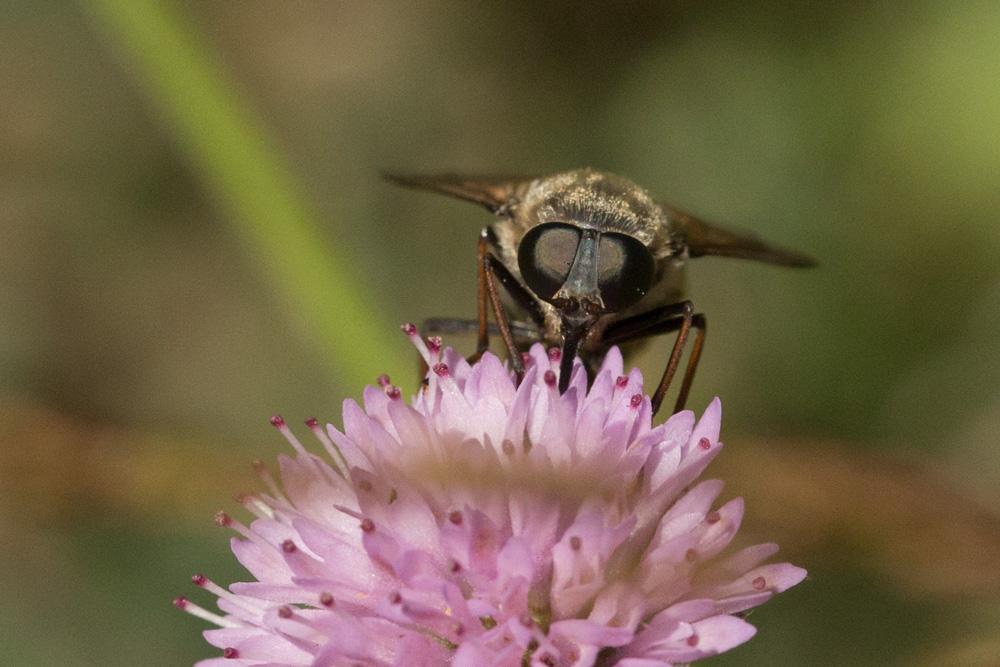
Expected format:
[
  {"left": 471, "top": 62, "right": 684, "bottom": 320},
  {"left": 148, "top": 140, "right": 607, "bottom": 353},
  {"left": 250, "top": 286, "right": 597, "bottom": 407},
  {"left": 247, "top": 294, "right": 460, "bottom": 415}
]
[
  {"left": 666, "top": 313, "right": 706, "bottom": 414},
  {"left": 602, "top": 301, "right": 707, "bottom": 415}
]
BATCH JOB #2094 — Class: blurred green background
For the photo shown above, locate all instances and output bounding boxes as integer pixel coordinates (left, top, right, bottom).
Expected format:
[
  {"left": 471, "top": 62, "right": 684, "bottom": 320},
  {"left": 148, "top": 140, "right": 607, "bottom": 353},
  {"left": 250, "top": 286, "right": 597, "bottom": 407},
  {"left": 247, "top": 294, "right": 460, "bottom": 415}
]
[{"left": 2, "top": 1, "right": 1000, "bottom": 664}]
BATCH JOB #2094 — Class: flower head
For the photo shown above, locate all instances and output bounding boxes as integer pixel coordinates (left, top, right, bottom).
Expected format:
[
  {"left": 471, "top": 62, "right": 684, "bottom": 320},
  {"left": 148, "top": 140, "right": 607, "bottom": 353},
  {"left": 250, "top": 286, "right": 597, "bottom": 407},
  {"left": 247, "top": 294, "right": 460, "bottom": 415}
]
[{"left": 179, "top": 327, "right": 805, "bottom": 666}]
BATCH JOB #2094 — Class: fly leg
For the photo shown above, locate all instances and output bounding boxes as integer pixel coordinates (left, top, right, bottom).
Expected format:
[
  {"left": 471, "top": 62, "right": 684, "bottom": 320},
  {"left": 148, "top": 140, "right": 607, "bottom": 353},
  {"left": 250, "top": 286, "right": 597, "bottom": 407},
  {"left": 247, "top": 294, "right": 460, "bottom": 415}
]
[
  {"left": 601, "top": 301, "right": 707, "bottom": 416},
  {"left": 414, "top": 229, "right": 544, "bottom": 385},
  {"left": 475, "top": 228, "right": 546, "bottom": 376}
]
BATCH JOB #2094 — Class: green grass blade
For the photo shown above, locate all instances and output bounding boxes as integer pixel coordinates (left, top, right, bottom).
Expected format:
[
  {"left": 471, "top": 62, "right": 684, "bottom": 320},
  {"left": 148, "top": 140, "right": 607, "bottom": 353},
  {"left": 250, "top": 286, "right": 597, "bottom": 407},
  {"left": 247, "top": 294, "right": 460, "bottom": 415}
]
[{"left": 84, "top": 0, "right": 410, "bottom": 389}]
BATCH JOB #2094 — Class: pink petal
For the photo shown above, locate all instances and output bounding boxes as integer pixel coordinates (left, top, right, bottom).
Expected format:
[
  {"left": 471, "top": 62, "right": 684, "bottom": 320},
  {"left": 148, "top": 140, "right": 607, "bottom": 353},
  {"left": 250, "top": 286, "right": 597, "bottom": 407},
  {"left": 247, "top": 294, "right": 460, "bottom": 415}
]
[
  {"left": 693, "top": 496, "right": 744, "bottom": 560},
  {"left": 686, "top": 397, "right": 721, "bottom": 456},
  {"left": 584, "top": 368, "right": 616, "bottom": 411},
  {"left": 683, "top": 613, "right": 758, "bottom": 659},
  {"left": 550, "top": 618, "right": 634, "bottom": 647},
  {"left": 597, "top": 346, "right": 625, "bottom": 379},
  {"left": 203, "top": 627, "right": 264, "bottom": 649},
  {"left": 497, "top": 536, "right": 535, "bottom": 583},
  {"left": 573, "top": 398, "right": 611, "bottom": 461},
  {"left": 325, "top": 423, "right": 371, "bottom": 472},
  {"left": 503, "top": 365, "right": 538, "bottom": 447},
  {"left": 702, "top": 543, "right": 781, "bottom": 580},
  {"left": 644, "top": 411, "right": 695, "bottom": 491},
  {"left": 230, "top": 537, "right": 290, "bottom": 584},
  {"left": 624, "top": 604, "right": 756, "bottom": 662},
  {"left": 230, "top": 633, "right": 315, "bottom": 663},
  {"left": 465, "top": 352, "right": 515, "bottom": 407}
]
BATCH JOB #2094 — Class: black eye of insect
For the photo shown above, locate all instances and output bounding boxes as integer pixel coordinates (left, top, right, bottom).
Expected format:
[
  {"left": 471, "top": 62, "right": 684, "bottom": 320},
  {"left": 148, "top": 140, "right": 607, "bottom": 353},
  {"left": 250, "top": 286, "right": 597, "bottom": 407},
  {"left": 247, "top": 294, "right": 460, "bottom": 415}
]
[
  {"left": 517, "top": 222, "right": 582, "bottom": 300},
  {"left": 596, "top": 233, "right": 655, "bottom": 311}
]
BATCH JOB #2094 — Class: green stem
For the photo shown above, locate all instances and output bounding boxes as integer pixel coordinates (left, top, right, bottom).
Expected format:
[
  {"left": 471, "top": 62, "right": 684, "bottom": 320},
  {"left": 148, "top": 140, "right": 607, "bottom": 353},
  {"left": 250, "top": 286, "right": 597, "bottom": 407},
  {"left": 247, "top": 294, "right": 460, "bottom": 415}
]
[{"left": 85, "top": 0, "right": 409, "bottom": 388}]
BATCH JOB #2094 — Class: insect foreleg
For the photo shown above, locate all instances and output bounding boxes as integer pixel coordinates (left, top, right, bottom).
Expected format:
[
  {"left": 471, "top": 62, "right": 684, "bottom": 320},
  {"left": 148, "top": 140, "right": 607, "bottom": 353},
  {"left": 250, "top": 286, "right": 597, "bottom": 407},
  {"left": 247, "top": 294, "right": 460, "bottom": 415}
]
[{"left": 475, "top": 228, "right": 546, "bottom": 376}]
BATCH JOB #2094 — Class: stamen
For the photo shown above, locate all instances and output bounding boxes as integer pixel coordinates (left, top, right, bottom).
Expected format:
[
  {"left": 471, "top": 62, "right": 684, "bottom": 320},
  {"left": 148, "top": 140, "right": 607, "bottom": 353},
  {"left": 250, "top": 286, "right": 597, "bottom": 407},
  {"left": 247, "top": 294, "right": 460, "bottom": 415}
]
[
  {"left": 543, "top": 370, "right": 557, "bottom": 387},
  {"left": 360, "top": 518, "right": 376, "bottom": 533},
  {"left": 319, "top": 592, "right": 335, "bottom": 608},
  {"left": 615, "top": 375, "right": 628, "bottom": 389},
  {"left": 269, "top": 416, "right": 328, "bottom": 482},
  {"left": 277, "top": 605, "right": 293, "bottom": 619},
  {"left": 402, "top": 323, "right": 433, "bottom": 365},
  {"left": 281, "top": 539, "right": 297, "bottom": 553},
  {"left": 236, "top": 493, "right": 274, "bottom": 520},
  {"left": 630, "top": 393, "right": 643, "bottom": 408},
  {"left": 320, "top": 424, "right": 351, "bottom": 479},
  {"left": 223, "top": 647, "right": 240, "bottom": 659},
  {"left": 448, "top": 510, "right": 463, "bottom": 525},
  {"left": 521, "top": 352, "right": 533, "bottom": 367},
  {"left": 547, "top": 347, "right": 561, "bottom": 362},
  {"left": 569, "top": 536, "right": 582, "bottom": 551},
  {"left": 427, "top": 336, "right": 442, "bottom": 354},
  {"left": 426, "top": 356, "right": 466, "bottom": 405},
  {"left": 251, "top": 460, "right": 287, "bottom": 503},
  {"left": 215, "top": 512, "right": 289, "bottom": 563},
  {"left": 706, "top": 511, "right": 721, "bottom": 524},
  {"left": 376, "top": 373, "right": 391, "bottom": 387},
  {"left": 386, "top": 384, "right": 401, "bottom": 400},
  {"left": 501, "top": 440, "right": 516, "bottom": 457},
  {"left": 304, "top": 418, "right": 347, "bottom": 478},
  {"left": 194, "top": 574, "right": 265, "bottom": 614},
  {"left": 215, "top": 512, "right": 251, "bottom": 539},
  {"left": 698, "top": 437, "right": 711, "bottom": 450},
  {"left": 752, "top": 576, "right": 767, "bottom": 591},
  {"left": 389, "top": 591, "right": 402, "bottom": 604},
  {"left": 173, "top": 596, "right": 240, "bottom": 628},
  {"left": 686, "top": 633, "right": 699, "bottom": 647},
  {"left": 449, "top": 559, "right": 462, "bottom": 573}
]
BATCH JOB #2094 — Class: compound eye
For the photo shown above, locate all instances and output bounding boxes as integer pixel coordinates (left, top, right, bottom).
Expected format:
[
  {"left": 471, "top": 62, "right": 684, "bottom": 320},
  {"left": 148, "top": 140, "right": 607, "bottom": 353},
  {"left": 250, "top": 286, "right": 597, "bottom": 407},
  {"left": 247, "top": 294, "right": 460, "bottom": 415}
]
[
  {"left": 598, "top": 233, "right": 655, "bottom": 311},
  {"left": 517, "top": 223, "right": 581, "bottom": 300}
]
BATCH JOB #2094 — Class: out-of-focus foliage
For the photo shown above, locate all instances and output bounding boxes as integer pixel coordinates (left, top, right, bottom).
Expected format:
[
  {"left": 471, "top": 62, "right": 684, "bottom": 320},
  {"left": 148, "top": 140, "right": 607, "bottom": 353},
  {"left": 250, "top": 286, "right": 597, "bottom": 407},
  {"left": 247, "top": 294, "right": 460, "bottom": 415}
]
[{"left": 1, "top": 1, "right": 998, "bottom": 664}]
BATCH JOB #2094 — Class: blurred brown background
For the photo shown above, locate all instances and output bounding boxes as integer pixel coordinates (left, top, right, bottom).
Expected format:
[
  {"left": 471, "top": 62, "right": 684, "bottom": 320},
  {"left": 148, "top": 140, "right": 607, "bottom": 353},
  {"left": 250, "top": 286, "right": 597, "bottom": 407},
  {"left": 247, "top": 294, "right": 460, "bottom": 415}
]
[{"left": 2, "top": 1, "right": 1000, "bottom": 664}]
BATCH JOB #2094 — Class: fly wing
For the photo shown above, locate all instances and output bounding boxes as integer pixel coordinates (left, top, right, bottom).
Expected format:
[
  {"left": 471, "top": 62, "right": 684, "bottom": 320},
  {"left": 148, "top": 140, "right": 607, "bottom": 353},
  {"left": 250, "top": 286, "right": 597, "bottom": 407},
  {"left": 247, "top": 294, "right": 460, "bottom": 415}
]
[
  {"left": 664, "top": 204, "right": 816, "bottom": 268},
  {"left": 383, "top": 172, "right": 535, "bottom": 215}
]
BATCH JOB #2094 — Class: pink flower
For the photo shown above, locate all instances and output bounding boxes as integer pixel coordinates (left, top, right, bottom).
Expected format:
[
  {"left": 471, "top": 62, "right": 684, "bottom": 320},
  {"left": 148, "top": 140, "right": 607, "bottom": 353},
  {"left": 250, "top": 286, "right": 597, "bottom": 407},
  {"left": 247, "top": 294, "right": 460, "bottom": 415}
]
[{"left": 178, "top": 327, "right": 805, "bottom": 666}]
